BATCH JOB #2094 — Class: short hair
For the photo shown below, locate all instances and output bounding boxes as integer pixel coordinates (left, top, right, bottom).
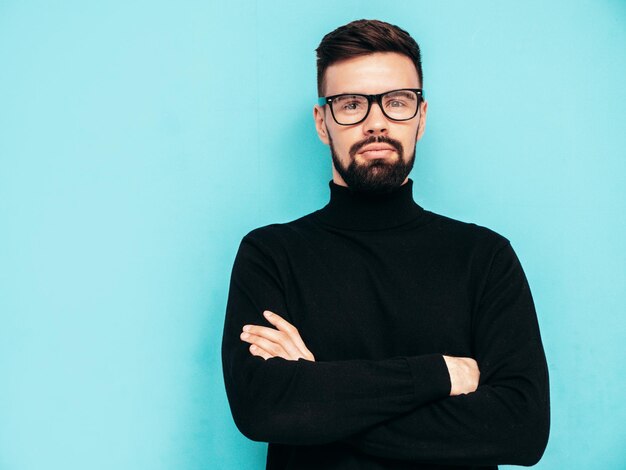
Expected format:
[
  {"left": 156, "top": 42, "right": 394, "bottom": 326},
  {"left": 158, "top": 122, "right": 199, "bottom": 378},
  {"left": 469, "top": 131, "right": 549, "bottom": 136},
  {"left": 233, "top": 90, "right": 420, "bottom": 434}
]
[{"left": 315, "top": 19, "right": 423, "bottom": 96}]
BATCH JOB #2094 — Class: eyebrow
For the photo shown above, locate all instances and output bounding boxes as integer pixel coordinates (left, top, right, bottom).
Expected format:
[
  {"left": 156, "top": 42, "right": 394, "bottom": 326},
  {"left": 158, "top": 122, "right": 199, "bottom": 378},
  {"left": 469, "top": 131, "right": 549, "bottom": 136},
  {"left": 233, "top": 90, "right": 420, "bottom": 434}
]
[{"left": 325, "top": 88, "right": 420, "bottom": 96}]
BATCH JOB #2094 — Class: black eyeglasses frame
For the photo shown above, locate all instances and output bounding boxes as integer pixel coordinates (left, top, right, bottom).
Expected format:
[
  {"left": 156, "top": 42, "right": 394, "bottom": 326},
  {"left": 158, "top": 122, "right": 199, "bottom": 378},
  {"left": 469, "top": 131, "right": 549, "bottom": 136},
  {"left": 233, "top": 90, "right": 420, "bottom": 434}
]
[{"left": 317, "top": 88, "right": 424, "bottom": 126}]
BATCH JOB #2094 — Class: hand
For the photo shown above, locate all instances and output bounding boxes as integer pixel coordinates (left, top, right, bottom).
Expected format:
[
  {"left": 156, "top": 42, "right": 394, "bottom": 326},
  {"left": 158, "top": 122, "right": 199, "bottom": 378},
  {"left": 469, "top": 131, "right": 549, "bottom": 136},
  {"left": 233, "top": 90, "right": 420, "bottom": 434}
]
[
  {"left": 442, "top": 356, "right": 480, "bottom": 396},
  {"left": 240, "top": 310, "right": 316, "bottom": 362}
]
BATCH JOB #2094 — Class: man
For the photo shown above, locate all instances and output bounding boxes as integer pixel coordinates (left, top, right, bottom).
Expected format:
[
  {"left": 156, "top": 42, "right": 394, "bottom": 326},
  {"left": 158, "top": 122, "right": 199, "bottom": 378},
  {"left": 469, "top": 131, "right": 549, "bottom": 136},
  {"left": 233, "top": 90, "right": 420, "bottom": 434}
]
[{"left": 222, "top": 19, "right": 550, "bottom": 470}]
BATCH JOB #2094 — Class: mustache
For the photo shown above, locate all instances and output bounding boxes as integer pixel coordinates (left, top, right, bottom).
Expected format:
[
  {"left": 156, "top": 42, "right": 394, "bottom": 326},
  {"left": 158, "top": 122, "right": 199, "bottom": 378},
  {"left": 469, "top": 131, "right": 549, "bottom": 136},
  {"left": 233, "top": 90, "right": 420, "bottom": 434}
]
[{"left": 349, "top": 135, "right": 404, "bottom": 158}]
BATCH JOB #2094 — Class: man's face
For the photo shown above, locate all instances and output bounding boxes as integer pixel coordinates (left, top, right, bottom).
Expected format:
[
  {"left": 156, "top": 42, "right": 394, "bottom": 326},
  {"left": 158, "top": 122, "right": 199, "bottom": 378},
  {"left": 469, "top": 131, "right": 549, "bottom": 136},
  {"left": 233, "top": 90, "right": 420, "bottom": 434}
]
[{"left": 313, "top": 52, "right": 428, "bottom": 193}]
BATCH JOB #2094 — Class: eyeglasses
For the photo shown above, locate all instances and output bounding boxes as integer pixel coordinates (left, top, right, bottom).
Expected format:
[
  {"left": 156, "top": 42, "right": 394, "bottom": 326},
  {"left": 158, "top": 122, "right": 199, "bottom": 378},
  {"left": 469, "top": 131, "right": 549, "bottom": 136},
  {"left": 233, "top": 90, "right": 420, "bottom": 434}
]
[{"left": 317, "top": 88, "right": 423, "bottom": 126}]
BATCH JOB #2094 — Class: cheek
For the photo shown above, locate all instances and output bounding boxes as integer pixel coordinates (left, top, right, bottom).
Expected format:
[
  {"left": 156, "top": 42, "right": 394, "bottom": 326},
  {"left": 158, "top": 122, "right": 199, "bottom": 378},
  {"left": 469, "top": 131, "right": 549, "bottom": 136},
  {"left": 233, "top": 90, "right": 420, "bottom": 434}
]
[
  {"left": 329, "top": 129, "right": 359, "bottom": 152},
  {"left": 395, "top": 128, "right": 418, "bottom": 148},
  {"left": 409, "top": 125, "right": 421, "bottom": 143}
]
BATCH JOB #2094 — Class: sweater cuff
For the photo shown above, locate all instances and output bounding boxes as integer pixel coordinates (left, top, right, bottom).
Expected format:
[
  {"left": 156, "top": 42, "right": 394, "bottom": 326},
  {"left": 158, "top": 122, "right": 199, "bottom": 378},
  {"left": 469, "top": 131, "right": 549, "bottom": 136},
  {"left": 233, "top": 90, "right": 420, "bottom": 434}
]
[{"left": 405, "top": 354, "right": 451, "bottom": 403}]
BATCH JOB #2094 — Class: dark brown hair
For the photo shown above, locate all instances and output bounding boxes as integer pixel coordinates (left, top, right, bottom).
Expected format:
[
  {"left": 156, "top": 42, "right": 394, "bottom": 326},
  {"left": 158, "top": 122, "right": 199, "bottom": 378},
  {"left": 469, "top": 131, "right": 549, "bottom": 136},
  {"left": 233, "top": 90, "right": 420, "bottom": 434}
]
[{"left": 316, "top": 19, "right": 423, "bottom": 96}]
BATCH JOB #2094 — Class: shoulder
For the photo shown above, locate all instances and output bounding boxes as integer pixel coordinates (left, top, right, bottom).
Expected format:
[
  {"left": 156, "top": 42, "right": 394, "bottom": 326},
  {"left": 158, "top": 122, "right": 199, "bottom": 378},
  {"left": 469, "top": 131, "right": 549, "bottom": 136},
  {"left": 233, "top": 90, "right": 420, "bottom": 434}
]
[
  {"left": 239, "top": 212, "right": 319, "bottom": 254},
  {"left": 422, "top": 209, "right": 511, "bottom": 254},
  {"left": 421, "top": 211, "right": 526, "bottom": 290},
  {"left": 424, "top": 209, "right": 507, "bottom": 242}
]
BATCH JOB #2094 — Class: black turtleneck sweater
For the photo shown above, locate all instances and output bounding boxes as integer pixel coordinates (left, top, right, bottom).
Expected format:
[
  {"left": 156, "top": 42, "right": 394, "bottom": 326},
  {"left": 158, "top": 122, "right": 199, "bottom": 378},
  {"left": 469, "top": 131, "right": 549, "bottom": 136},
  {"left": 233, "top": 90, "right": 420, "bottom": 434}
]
[{"left": 222, "top": 180, "right": 550, "bottom": 470}]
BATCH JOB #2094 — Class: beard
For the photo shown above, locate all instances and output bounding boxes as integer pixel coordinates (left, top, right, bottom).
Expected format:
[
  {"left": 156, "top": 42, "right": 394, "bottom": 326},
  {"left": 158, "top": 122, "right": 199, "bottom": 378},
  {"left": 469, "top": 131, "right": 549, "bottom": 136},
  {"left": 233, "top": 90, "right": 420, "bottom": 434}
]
[{"left": 329, "top": 134, "right": 416, "bottom": 194}]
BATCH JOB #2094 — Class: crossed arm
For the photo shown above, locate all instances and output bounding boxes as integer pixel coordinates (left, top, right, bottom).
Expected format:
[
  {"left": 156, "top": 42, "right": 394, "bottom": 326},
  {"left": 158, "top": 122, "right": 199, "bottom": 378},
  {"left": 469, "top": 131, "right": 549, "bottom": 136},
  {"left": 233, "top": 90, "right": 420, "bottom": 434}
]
[
  {"left": 240, "top": 310, "right": 481, "bottom": 397},
  {"left": 222, "top": 234, "right": 550, "bottom": 465}
]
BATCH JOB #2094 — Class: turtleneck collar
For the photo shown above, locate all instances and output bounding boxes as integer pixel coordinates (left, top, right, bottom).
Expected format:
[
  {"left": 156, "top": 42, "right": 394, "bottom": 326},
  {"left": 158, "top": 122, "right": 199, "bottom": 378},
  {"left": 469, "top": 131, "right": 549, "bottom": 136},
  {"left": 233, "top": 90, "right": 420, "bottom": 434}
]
[{"left": 314, "top": 179, "right": 425, "bottom": 231}]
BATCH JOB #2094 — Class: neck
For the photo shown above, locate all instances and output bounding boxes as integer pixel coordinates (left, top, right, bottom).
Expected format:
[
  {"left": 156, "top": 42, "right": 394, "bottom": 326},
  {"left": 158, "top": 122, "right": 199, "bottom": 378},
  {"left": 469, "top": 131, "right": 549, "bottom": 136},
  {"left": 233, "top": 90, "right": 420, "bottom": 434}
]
[
  {"left": 331, "top": 171, "right": 410, "bottom": 189},
  {"left": 315, "top": 179, "right": 424, "bottom": 231}
]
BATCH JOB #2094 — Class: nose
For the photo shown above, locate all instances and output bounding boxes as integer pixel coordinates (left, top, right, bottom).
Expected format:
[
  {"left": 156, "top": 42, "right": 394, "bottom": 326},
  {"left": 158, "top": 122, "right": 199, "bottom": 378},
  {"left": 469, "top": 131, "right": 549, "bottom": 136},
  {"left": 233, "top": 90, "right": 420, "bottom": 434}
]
[{"left": 363, "top": 101, "right": 388, "bottom": 135}]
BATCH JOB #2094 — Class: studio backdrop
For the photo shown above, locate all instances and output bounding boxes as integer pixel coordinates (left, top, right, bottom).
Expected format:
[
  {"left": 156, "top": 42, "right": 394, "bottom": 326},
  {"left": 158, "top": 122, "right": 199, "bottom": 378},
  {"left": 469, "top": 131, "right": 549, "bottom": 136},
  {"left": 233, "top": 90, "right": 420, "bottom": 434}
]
[{"left": 0, "top": 1, "right": 624, "bottom": 469}]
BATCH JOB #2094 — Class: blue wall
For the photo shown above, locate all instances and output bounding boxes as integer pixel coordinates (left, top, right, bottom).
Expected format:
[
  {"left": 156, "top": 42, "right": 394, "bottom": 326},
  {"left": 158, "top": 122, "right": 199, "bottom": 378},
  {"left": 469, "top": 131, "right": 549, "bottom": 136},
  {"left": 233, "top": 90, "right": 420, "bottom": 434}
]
[{"left": 1, "top": 1, "right": 624, "bottom": 468}]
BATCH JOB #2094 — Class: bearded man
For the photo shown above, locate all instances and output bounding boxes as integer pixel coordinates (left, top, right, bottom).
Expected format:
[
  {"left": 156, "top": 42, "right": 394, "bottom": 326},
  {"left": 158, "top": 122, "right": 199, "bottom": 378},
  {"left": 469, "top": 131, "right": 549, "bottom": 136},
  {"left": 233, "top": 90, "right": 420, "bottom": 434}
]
[{"left": 222, "top": 19, "right": 550, "bottom": 470}]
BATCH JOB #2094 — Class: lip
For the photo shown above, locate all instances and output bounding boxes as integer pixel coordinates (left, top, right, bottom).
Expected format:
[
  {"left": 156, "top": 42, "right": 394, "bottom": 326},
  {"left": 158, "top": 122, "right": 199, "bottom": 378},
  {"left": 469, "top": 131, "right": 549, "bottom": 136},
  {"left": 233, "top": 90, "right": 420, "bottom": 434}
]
[
  {"left": 357, "top": 143, "right": 397, "bottom": 160},
  {"left": 358, "top": 144, "right": 396, "bottom": 154}
]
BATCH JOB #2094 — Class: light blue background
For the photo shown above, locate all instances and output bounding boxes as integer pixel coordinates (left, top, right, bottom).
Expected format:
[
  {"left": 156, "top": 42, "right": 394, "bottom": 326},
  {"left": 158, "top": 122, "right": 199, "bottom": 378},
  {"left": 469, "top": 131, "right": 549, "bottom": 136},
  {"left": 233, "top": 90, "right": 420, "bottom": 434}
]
[{"left": 1, "top": 1, "right": 625, "bottom": 469}]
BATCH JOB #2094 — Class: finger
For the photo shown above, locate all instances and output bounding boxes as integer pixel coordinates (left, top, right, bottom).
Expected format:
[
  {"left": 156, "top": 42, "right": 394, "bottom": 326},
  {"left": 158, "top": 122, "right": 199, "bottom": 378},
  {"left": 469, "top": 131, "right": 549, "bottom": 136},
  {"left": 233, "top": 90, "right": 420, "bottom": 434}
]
[
  {"left": 243, "top": 325, "right": 285, "bottom": 342},
  {"left": 240, "top": 332, "right": 291, "bottom": 360},
  {"left": 242, "top": 324, "right": 303, "bottom": 359},
  {"left": 263, "top": 311, "right": 315, "bottom": 360},
  {"left": 249, "top": 344, "right": 273, "bottom": 360},
  {"left": 268, "top": 313, "right": 315, "bottom": 361}
]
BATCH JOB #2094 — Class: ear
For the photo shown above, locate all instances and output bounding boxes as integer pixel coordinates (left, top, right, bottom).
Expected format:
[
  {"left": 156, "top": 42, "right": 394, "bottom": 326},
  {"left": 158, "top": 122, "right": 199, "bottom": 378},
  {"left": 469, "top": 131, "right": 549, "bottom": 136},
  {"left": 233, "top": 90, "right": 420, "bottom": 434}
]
[
  {"left": 416, "top": 99, "right": 428, "bottom": 141},
  {"left": 313, "top": 105, "right": 330, "bottom": 145}
]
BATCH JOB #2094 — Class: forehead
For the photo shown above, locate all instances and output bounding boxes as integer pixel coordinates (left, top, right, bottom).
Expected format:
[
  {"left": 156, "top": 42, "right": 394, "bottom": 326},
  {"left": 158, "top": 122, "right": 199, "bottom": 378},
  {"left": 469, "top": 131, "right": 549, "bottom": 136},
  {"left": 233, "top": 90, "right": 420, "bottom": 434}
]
[{"left": 324, "top": 52, "right": 420, "bottom": 96}]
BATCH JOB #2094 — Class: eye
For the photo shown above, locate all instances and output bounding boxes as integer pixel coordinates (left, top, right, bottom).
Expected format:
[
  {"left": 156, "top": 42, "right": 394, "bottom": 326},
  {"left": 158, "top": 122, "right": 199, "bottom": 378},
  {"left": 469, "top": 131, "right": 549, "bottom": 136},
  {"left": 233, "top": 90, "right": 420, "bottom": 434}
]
[
  {"left": 388, "top": 99, "right": 407, "bottom": 108},
  {"left": 336, "top": 96, "right": 364, "bottom": 110},
  {"left": 384, "top": 91, "right": 416, "bottom": 109},
  {"left": 333, "top": 95, "right": 366, "bottom": 113}
]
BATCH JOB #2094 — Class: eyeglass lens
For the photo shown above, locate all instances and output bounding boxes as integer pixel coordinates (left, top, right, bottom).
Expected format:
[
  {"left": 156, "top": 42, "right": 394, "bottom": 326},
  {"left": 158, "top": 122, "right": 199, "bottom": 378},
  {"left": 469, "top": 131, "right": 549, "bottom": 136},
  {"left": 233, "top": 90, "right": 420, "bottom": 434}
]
[{"left": 331, "top": 90, "right": 419, "bottom": 125}]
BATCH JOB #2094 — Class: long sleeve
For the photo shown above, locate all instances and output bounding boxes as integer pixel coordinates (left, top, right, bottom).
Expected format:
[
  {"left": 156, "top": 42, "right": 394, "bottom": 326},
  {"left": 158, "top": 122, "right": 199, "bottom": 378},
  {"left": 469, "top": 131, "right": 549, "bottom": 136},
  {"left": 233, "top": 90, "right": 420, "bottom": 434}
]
[
  {"left": 345, "top": 242, "right": 550, "bottom": 466},
  {"left": 221, "top": 231, "right": 451, "bottom": 445}
]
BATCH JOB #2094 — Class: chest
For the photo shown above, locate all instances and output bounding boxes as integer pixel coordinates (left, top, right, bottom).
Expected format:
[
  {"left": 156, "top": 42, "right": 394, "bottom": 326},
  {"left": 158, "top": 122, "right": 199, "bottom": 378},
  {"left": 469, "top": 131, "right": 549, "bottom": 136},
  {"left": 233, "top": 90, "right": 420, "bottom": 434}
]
[{"left": 280, "top": 234, "right": 476, "bottom": 360}]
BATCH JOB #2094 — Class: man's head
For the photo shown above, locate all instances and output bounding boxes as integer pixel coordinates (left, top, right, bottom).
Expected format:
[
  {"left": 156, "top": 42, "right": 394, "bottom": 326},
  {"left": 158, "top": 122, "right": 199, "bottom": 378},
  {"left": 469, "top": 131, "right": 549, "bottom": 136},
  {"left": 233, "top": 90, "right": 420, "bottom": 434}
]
[
  {"left": 313, "top": 20, "right": 428, "bottom": 193},
  {"left": 316, "top": 19, "right": 424, "bottom": 97}
]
